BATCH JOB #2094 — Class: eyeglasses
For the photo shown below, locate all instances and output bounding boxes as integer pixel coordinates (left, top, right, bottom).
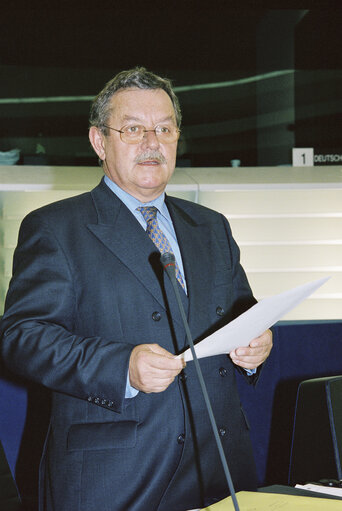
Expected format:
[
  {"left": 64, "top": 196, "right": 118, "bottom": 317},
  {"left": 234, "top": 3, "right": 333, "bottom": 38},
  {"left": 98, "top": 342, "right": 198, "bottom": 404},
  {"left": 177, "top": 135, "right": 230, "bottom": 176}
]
[{"left": 102, "top": 124, "right": 180, "bottom": 144}]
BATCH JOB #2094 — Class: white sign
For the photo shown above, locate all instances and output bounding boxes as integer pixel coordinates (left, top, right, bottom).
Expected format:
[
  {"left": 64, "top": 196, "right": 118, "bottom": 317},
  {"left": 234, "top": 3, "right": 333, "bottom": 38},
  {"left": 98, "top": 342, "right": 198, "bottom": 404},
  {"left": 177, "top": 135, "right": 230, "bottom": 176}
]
[{"left": 292, "top": 148, "right": 314, "bottom": 166}]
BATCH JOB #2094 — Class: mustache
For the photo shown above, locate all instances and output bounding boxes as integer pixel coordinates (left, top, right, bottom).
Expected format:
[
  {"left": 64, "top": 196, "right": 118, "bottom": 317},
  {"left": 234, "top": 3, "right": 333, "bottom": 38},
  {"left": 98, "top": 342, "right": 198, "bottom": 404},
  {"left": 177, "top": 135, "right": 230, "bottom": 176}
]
[{"left": 135, "top": 151, "right": 167, "bottom": 165}]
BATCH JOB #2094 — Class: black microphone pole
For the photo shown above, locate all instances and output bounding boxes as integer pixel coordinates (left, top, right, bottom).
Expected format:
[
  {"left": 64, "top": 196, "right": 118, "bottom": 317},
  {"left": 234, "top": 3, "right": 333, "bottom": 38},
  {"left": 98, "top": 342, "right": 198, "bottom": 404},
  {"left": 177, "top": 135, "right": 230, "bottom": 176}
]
[{"left": 161, "top": 252, "right": 240, "bottom": 511}]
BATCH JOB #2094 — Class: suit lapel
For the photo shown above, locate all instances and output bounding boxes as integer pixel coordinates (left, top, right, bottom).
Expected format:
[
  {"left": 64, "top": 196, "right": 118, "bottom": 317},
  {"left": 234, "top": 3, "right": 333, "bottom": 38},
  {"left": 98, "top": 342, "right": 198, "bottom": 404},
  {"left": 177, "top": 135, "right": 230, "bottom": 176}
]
[
  {"left": 166, "top": 197, "right": 214, "bottom": 337},
  {"left": 87, "top": 181, "right": 215, "bottom": 340},
  {"left": 88, "top": 180, "right": 167, "bottom": 309}
]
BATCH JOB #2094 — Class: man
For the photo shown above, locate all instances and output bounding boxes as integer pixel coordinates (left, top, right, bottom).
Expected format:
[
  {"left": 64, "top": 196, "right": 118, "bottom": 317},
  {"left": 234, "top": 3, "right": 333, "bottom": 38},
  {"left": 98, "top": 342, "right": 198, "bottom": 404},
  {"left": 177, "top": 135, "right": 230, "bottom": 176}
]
[{"left": 0, "top": 67, "right": 272, "bottom": 511}]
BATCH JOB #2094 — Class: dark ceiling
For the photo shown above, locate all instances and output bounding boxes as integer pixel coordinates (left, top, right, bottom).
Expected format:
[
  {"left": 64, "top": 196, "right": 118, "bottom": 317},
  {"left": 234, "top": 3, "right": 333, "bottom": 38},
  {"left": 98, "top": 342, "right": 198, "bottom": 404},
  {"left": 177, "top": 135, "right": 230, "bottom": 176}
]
[{"left": 1, "top": 4, "right": 265, "bottom": 72}]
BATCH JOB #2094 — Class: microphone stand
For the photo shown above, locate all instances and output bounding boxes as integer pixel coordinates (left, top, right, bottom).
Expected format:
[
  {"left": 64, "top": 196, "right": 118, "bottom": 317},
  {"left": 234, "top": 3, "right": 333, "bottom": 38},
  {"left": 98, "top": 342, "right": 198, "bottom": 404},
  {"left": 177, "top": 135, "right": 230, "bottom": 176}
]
[{"left": 161, "top": 252, "right": 240, "bottom": 511}]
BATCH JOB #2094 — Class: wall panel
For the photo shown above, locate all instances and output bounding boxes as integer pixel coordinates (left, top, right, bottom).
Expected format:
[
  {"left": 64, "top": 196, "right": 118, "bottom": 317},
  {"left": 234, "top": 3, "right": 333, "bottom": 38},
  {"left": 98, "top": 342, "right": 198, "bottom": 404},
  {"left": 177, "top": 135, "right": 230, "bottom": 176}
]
[{"left": 0, "top": 165, "right": 340, "bottom": 320}]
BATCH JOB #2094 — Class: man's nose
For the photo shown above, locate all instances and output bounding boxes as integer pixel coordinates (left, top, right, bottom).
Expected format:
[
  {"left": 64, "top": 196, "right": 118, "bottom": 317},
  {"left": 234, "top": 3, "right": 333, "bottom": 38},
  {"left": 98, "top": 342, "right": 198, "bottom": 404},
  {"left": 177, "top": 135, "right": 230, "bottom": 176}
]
[{"left": 141, "top": 129, "right": 160, "bottom": 148}]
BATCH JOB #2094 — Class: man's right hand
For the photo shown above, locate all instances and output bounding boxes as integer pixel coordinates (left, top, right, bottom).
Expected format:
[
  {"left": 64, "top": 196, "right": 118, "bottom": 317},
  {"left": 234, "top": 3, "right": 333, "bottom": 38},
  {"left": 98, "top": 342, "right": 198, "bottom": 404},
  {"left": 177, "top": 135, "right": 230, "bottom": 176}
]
[{"left": 129, "top": 344, "right": 185, "bottom": 393}]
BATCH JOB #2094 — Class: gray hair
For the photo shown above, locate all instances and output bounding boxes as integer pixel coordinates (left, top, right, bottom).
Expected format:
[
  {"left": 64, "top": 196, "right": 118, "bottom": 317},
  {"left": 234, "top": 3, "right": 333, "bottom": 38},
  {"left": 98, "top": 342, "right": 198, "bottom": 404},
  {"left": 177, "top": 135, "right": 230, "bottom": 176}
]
[{"left": 89, "top": 66, "right": 182, "bottom": 135}]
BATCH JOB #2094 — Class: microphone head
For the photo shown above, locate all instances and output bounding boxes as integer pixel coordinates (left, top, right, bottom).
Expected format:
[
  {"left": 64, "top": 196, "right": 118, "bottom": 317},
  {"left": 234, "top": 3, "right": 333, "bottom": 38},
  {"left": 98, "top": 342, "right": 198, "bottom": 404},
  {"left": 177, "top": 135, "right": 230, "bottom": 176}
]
[
  {"left": 161, "top": 252, "right": 176, "bottom": 268},
  {"left": 160, "top": 252, "right": 177, "bottom": 281}
]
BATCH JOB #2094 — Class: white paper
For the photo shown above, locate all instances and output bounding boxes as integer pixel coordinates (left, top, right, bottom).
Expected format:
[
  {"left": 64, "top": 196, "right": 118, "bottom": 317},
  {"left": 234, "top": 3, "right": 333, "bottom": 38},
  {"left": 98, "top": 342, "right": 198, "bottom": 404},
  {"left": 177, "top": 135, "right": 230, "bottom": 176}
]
[
  {"left": 295, "top": 484, "right": 342, "bottom": 497},
  {"left": 178, "top": 277, "right": 330, "bottom": 362}
]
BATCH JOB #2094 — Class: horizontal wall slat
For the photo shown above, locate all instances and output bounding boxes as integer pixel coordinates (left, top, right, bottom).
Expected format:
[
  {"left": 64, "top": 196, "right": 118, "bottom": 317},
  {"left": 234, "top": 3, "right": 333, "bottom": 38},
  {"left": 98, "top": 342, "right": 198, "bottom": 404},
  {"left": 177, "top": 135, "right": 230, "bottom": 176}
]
[
  {"left": 228, "top": 217, "right": 342, "bottom": 242},
  {"left": 199, "top": 189, "right": 342, "bottom": 215},
  {"left": 239, "top": 244, "right": 342, "bottom": 269},
  {"left": 247, "top": 271, "right": 342, "bottom": 299},
  {"left": 0, "top": 190, "right": 87, "bottom": 218},
  {"left": 280, "top": 299, "right": 342, "bottom": 321}
]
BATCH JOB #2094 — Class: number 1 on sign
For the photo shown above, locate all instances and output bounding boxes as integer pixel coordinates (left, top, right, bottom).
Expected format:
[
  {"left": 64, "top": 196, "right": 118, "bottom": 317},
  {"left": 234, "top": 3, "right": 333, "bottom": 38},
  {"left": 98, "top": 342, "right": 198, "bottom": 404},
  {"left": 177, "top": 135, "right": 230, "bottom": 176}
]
[{"left": 292, "top": 148, "right": 314, "bottom": 167}]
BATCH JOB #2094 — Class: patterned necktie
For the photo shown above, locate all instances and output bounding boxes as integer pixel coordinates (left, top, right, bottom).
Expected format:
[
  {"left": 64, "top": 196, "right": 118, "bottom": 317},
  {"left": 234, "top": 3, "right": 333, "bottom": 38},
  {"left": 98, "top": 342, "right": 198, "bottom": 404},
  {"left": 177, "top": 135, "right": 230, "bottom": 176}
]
[{"left": 137, "top": 206, "right": 185, "bottom": 291}]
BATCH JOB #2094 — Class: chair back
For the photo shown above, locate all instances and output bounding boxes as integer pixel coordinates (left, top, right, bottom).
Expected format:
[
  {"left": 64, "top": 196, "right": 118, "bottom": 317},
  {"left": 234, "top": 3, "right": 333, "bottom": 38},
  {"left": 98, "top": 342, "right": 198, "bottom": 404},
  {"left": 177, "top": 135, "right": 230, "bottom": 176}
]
[
  {"left": 288, "top": 375, "right": 342, "bottom": 484},
  {"left": 0, "top": 440, "right": 22, "bottom": 510}
]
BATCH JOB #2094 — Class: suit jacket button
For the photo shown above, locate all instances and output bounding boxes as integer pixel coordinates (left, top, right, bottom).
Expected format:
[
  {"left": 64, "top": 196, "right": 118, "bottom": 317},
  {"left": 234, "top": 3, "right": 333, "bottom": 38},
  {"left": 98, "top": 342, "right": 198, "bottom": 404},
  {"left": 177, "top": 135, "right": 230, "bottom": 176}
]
[
  {"left": 177, "top": 434, "right": 185, "bottom": 444},
  {"left": 101, "top": 399, "right": 107, "bottom": 405},
  {"left": 219, "top": 367, "right": 227, "bottom": 377},
  {"left": 87, "top": 396, "right": 93, "bottom": 402},
  {"left": 94, "top": 397, "right": 100, "bottom": 404},
  {"left": 179, "top": 371, "right": 187, "bottom": 382},
  {"left": 107, "top": 401, "right": 114, "bottom": 407},
  {"left": 219, "top": 427, "right": 226, "bottom": 437},
  {"left": 216, "top": 306, "right": 225, "bottom": 317},
  {"left": 152, "top": 311, "right": 161, "bottom": 321}
]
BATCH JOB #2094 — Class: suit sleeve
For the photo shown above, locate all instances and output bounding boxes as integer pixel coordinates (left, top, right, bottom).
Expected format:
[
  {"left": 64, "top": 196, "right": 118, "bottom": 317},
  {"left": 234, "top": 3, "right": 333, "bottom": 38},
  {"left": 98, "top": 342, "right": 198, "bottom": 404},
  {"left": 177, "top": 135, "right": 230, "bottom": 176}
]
[
  {"left": 0, "top": 210, "right": 134, "bottom": 413},
  {"left": 219, "top": 214, "right": 265, "bottom": 385}
]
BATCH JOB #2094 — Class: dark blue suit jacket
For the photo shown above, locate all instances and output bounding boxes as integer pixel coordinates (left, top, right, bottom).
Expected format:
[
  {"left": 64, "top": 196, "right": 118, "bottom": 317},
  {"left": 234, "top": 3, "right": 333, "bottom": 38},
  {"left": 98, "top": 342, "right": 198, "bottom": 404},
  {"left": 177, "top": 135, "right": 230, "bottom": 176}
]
[{"left": 1, "top": 178, "right": 258, "bottom": 510}]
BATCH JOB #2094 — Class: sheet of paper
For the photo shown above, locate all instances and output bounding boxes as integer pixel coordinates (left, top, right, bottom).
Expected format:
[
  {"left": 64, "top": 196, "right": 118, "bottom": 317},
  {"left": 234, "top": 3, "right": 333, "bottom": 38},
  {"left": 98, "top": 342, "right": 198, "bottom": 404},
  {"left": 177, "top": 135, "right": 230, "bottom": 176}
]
[
  {"left": 296, "top": 484, "right": 342, "bottom": 497},
  {"left": 204, "top": 490, "right": 342, "bottom": 510},
  {"left": 178, "top": 277, "right": 329, "bottom": 362}
]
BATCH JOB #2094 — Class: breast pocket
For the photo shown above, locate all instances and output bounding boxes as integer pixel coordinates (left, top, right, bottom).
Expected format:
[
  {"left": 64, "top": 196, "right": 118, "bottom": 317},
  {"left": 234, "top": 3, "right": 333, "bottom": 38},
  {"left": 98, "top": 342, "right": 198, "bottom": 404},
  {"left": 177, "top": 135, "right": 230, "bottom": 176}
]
[{"left": 213, "top": 264, "right": 233, "bottom": 288}]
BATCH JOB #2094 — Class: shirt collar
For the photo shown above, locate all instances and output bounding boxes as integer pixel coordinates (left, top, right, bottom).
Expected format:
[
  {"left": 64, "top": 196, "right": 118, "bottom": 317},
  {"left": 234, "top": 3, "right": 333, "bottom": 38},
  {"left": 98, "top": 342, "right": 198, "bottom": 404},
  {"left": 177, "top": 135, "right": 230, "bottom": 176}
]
[{"left": 104, "top": 175, "right": 170, "bottom": 221}]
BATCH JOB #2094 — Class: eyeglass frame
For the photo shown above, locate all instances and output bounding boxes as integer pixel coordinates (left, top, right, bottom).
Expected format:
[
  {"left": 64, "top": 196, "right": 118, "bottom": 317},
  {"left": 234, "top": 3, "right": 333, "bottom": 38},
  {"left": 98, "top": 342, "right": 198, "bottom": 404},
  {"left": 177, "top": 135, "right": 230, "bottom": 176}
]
[{"left": 102, "top": 123, "right": 181, "bottom": 144}]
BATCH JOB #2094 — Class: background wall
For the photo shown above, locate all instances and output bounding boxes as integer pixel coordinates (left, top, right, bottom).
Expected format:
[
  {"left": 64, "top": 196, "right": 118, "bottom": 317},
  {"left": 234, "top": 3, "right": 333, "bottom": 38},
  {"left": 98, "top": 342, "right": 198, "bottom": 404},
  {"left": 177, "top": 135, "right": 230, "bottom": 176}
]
[
  {"left": 1, "top": 7, "right": 341, "bottom": 167},
  {"left": 0, "top": 164, "right": 341, "bottom": 320}
]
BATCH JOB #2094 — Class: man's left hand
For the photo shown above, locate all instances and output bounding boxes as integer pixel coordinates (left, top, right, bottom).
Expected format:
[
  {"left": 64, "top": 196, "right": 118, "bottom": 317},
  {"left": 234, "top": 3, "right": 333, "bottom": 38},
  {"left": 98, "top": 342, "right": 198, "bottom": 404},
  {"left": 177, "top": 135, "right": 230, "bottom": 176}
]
[{"left": 229, "top": 329, "right": 273, "bottom": 370}]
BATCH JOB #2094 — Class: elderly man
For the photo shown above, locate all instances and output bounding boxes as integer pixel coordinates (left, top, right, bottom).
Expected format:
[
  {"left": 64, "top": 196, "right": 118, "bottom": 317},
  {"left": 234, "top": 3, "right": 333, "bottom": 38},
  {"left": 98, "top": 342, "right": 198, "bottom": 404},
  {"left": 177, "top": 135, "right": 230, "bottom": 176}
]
[{"left": 0, "top": 67, "right": 272, "bottom": 511}]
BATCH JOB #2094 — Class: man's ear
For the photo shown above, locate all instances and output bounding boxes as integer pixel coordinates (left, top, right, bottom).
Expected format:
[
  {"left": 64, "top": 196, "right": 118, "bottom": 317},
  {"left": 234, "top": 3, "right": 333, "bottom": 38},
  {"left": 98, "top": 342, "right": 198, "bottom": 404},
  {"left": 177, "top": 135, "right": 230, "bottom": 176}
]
[{"left": 89, "top": 126, "right": 106, "bottom": 161}]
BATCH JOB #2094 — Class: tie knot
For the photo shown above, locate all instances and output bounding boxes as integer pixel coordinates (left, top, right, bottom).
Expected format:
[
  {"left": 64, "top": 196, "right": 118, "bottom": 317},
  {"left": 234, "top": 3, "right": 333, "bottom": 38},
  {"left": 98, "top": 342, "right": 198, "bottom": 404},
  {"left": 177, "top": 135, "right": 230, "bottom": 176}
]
[{"left": 137, "top": 206, "right": 158, "bottom": 223}]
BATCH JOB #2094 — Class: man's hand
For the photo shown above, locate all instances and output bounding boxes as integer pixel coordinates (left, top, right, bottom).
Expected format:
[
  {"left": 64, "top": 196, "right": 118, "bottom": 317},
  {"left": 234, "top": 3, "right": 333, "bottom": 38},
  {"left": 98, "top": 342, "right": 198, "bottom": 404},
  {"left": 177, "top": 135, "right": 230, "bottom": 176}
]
[
  {"left": 129, "top": 344, "right": 185, "bottom": 393},
  {"left": 229, "top": 329, "right": 273, "bottom": 370}
]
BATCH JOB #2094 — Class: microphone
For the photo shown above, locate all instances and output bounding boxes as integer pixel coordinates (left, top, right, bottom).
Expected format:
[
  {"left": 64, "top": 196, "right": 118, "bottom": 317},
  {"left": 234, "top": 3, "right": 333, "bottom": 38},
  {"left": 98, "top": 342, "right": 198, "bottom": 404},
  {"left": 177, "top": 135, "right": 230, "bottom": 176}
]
[
  {"left": 161, "top": 251, "right": 178, "bottom": 280},
  {"left": 160, "top": 252, "right": 240, "bottom": 511}
]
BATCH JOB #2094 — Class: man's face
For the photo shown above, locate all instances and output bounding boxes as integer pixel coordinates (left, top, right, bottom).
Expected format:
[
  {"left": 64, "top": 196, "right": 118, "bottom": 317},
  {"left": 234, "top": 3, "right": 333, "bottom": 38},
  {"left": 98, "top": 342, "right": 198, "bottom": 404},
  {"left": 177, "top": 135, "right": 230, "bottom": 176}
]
[{"left": 90, "top": 88, "right": 178, "bottom": 202}]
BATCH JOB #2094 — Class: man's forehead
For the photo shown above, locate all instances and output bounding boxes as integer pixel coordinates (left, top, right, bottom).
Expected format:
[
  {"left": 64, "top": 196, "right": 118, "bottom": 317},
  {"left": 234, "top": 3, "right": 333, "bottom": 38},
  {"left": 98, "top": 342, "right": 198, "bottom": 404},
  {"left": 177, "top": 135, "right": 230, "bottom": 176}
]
[{"left": 109, "top": 88, "right": 175, "bottom": 120}]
